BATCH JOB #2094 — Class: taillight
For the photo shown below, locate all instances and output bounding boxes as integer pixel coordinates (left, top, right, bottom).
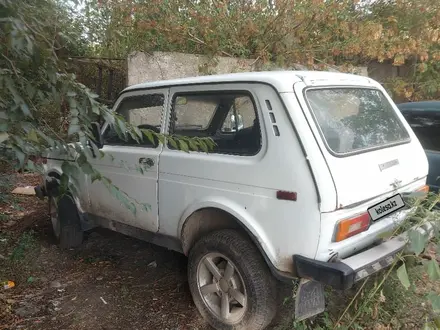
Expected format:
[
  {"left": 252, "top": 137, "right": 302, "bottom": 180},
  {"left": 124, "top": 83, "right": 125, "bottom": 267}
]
[
  {"left": 416, "top": 185, "right": 429, "bottom": 194},
  {"left": 334, "top": 213, "right": 371, "bottom": 242}
]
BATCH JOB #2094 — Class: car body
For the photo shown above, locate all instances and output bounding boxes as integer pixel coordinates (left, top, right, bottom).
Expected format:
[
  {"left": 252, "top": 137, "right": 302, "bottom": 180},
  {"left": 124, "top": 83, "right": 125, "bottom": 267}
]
[
  {"left": 38, "top": 71, "right": 430, "bottom": 330},
  {"left": 397, "top": 101, "right": 440, "bottom": 192}
]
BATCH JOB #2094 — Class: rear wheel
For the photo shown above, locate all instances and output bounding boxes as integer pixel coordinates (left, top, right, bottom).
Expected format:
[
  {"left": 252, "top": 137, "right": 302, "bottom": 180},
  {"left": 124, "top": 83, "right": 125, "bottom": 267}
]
[
  {"left": 188, "top": 229, "right": 277, "bottom": 330},
  {"left": 49, "top": 194, "right": 83, "bottom": 249}
]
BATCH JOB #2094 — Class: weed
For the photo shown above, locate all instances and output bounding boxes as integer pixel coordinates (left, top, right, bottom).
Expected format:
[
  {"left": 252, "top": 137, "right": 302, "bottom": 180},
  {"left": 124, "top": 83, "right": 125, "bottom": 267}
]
[
  {"left": 0, "top": 176, "right": 18, "bottom": 206},
  {"left": 277, "top": 264, "right": 435, "bottom": 330},
  {"left": 9, "top": 230, "right": 37, "bottom": 262},
  {"left": 121, "top": 285, "right": 129, "bottom": 297},
  {"left": 11, "top": 202, "right": 24, "bottom": 211}
]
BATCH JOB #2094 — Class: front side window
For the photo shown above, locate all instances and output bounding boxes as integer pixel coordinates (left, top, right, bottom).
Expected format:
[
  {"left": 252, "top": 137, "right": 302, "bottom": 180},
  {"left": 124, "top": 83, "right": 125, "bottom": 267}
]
[
  {"left": 173, "top": 95, "right": 217, "bottom": 130},
  {"left": 103, "top": 93, "right": 164, "bottom": 147},
  {"left": 305, "top": 88, "right": 410, "bottom": 155},
  {"left": 169, "top": 92, "right": 261, "bottom": 156},
  {"left": 403, "top": 113, "right": 440, "bottom": 152}
]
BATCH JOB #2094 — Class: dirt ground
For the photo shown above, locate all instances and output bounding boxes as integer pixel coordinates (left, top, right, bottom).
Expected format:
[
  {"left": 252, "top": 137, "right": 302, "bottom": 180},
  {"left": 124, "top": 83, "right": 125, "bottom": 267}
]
[
  {"left": 1, "top": 172, "right": 439, "bottom": 330},
  {"left": 0, "top": 173, "right": 294, "bottom": 330}
]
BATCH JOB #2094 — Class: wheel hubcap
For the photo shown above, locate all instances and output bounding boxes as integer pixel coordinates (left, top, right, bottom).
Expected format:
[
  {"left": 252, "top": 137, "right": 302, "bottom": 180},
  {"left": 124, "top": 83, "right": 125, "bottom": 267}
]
[{"left": 197, "top": 252, "right": 247, "bottom": 323}]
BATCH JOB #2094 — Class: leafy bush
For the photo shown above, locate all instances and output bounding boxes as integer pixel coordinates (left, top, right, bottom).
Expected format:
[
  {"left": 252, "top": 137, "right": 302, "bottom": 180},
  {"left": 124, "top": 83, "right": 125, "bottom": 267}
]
[{"left": 0, "top": 0, "right": 213, "bottom": 211}]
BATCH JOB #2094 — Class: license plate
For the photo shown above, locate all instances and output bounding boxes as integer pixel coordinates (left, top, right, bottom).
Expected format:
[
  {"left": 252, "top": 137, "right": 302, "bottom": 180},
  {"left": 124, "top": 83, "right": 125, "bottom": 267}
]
[{"left": 368, "top": 194, "right": 405, "bottom": 222}]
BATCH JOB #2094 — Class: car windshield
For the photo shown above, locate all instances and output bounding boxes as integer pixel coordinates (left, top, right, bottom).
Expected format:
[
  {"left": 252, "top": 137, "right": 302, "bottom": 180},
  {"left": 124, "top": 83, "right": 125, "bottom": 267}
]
[{"left": 305, "top": 88, "right": 410, "bottom": 155}]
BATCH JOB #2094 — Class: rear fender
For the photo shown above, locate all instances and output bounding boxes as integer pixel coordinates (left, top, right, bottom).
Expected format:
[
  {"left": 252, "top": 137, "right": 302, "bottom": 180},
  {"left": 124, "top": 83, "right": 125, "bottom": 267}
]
[{"left": 178, "top": 196, "right": 278, "bottom": 269}]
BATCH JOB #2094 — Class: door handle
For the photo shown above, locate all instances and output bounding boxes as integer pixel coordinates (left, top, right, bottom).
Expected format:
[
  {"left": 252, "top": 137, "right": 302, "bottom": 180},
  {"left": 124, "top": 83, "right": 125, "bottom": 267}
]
[{"left": 139, "top": 157, "right": 155, "bottom": 167}]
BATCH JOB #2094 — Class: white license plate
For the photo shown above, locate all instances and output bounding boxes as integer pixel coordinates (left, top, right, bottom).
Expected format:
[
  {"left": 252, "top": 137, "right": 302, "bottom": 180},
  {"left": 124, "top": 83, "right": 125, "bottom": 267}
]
[{"left": 367, "top": 194, "right": 405, "bottom": 222}]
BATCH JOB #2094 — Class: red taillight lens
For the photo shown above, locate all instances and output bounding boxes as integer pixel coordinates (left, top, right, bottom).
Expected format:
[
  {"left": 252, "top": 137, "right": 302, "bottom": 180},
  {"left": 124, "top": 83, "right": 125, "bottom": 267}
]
[
  {"left": 416, "top": 185, "right": 429, "bottom": 194},
  {"left": 276, "top": 190, "right": 297, "bottom": 201},
  {"left": 334, "top": 213, "right": 371, "bottom": 242}
]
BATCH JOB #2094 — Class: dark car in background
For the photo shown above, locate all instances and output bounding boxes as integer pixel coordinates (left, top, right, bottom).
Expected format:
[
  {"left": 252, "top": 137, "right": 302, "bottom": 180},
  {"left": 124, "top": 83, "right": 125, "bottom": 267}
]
[{"left": 397, "top": 101, "right": 440, "bottom": 192}]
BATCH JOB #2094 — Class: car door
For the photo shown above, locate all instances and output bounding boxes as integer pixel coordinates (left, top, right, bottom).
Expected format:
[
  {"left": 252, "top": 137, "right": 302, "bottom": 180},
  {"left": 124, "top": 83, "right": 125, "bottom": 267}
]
[
  {"left": 157, "top": 84, "right": 267, "bottom": 237},
  {"left": 402, "top": 110, "right": 440, "bottom": 192},
  {"left": 87, "top": 89, "right": 168, "bottom": 232}
]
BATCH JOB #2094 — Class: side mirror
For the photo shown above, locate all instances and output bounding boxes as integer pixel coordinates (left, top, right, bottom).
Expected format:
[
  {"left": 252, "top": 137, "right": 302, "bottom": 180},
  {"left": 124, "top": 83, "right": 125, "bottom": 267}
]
[
  {"left": 237, "top": 114, "right": 244, "bottom": 130},
  {"left": 91, "top": 122, "right": 103, "bottom": 149},
  {"left": 231, "top": 114, "right": 244, "bottom": 131}
]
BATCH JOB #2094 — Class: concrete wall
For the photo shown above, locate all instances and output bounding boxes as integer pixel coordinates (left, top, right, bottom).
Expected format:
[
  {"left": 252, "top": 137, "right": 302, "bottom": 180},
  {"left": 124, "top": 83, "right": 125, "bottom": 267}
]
[
  {"left": 125, "top": 51, "right": 370, "bottom": 131},
  {"left": 127, "top": 51, "right": 369, "bottom": 86},
  {"left": 124, "top": 52, "right": 420, "bottom": 123},
  {"left": 127, "top": 52, "right": 368, "bottom": 129},
  {"left": 367, "top": 62, "right": 412, "bottom": 84}
]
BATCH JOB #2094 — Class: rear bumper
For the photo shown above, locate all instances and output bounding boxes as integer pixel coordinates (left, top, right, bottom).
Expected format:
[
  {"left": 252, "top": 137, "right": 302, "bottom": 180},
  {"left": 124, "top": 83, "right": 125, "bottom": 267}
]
[{"left": 293, "top": 222, "right": 434, "bottom": 290}]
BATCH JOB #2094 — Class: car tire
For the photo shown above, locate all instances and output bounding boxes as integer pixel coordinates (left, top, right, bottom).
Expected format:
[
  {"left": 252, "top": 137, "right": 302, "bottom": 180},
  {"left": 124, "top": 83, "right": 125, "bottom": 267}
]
[
  {"left": 188, "top": 229, "right": 277, "bottom": 330},
  {"left": 49, "top": 194, "right": 84, "bottom": 249}
]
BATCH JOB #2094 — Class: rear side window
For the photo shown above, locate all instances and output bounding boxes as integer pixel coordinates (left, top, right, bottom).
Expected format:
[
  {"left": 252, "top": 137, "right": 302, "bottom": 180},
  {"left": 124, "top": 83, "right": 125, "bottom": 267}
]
[
  {"left": 305, "top": 88, "right": 410, "bottom": 155},
  {"left": 169, "top": 92, "right": 261, "bottom": 156},
  {"left": 403, "top": 113, "right": 440, "bottom": 152}
]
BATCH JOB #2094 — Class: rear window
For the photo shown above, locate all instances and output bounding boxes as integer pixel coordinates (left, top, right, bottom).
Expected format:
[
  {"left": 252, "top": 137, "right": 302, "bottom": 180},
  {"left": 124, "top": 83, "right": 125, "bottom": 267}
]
[{"left": 305, "top": 88, "right": 410, "bottom": 155}]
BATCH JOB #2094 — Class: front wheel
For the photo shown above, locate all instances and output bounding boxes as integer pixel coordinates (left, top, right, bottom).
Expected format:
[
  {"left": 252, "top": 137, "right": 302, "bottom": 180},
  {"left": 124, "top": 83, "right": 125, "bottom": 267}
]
[
  {"left": 188, "top": 229, "right": 277, "bottom": 330},
  {"left": 49, "top": 195, "right": 84, "bottom": 249}
]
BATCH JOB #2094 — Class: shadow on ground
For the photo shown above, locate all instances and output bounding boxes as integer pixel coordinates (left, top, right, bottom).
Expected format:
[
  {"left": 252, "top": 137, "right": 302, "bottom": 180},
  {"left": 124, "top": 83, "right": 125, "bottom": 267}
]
[{"left": 1, "top": 210, "right": 295, "bottom": 330}]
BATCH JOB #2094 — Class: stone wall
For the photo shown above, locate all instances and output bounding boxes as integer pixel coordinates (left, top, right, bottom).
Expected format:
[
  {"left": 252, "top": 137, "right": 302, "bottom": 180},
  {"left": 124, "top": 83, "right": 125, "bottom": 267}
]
[
  {"left": 125, "top": 51, "right": 370, "bottom": 132},
  {"left": 127, "top": 51, "right": 369, "bottom": 86}
]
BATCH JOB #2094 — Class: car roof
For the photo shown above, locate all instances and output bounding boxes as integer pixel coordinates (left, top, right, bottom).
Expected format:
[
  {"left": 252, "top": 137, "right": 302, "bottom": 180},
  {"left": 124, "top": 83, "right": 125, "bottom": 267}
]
[
  {"left": 396, "top": 101, "right": 440, "bottom": 113},
  {"left": 123, "top": 70, "right": 372, "bottom": 94}
]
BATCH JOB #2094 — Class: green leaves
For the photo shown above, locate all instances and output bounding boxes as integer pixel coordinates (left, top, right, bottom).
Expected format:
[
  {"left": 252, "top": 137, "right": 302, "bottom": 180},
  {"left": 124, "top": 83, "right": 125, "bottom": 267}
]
[
  {"left": 116, "top": 118, "right": 127, "bottom": 139},
  {"left": 198, "top": 139, "right": 209, "bottom": 153},
  {"left": 397, "top": 263, "right": 411, "bottom": 290},
  {"left": 61, "top": 161, "right": 81, "bottom": 195},
  {"left": 76, "top": 153, "right": 95, "bottom": 175},
  {"left": 167, "top": 136, "right": 178, "bottom": 149},
  {"left": 0, "top": 122, "right": 8, "bottom": 132},
  {"left": 13, "top": 147, "right": 26, "bottom": 168},
  {"left": 91, "top": 171, "right": 102, "bottom": 183},
  {"left": 188, "top": 139, "right": 199, "bottom": 151},
  {"left": 427, "top": 292, "right": 440, "bottom": 312},
  {"left": 408, "top": 229, "right": 427, "bottom": 255},
  {"left": 179, "top": 139, "right": 189, "bottom": 153},
  {"left": 59, "top": 173, "right": 69, "bottom": 193},
  {"left": 142, "top": 129, "right": 155, "bottom": 145},
  {"left": 0, "top": 0, "right": 222, "bottom": 232},
  {"left": 27, "top": 130, "right": 39, "bottom": 143},
  {"left": 20, "top": 103, "right": 31, "bottom": 117},
  {"left": 68, "top": 117, "right": 81, "bottom": 136},
  {"left": 425, "top": 259, "right": 440, "bottom": 281}
]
